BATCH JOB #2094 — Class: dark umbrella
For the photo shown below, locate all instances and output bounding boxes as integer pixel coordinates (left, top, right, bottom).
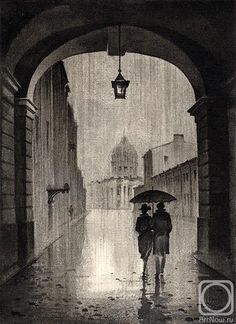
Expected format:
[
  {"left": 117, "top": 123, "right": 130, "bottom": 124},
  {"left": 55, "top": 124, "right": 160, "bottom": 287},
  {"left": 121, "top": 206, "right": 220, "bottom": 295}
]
[
  {"left": 130, "top": 189, "right": 176, "bottom": 204},
  {"left": 130, "top": 189, "right": 176, "bottom": 215}
]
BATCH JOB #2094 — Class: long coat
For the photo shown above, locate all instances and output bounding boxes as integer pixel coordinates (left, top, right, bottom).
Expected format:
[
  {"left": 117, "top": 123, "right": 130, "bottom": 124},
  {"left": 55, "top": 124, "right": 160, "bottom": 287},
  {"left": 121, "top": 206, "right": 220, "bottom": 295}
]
[
  {"left": 135, "top": 214, "right": 153, "bottom": 261},
  {"left": 152, "top": 210, "right": 172, "bottom": 255}
]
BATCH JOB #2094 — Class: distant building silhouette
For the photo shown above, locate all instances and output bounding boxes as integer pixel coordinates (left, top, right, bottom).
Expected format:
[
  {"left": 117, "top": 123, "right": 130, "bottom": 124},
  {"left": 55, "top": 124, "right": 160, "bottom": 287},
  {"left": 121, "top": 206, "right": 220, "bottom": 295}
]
[
  {"left": 111, "top": 136, "right": 138, "bottom": 178},
  {"left": 87, "top": 136, "right": 143, "bottom": 209}
]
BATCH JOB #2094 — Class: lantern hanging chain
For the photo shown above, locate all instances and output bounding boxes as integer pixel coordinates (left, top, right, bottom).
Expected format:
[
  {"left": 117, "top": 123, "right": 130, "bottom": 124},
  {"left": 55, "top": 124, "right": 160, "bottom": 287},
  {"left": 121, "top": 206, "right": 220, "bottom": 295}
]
[{"left": 118, "top": 24, "right": 121, "bottom": 73}]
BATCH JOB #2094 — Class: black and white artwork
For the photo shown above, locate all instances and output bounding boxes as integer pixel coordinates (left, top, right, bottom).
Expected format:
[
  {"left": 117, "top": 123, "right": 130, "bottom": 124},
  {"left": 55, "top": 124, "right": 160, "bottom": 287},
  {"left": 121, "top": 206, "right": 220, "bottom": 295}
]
[{"left": 1, "top": 1, "right": 236, "bottom": 323}]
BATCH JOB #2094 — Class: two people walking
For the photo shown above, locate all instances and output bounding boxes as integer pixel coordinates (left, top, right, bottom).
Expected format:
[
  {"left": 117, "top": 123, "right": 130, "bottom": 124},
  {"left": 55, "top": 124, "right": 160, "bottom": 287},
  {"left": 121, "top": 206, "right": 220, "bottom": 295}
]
[{"left": 135, "top": 202, "right": 172, "bottom": 280}]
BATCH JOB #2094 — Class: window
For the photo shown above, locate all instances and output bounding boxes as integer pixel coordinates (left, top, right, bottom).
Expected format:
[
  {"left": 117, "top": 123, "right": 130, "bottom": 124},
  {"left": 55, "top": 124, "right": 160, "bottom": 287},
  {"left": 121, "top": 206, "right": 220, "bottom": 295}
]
[
  {"left": 164, "top": 155, "right": 168, "bottom": 166},
  {"left": 117, "top": 185, "right": 121, "bottom": 195},
  {"left": 128, "top": 187, "right": 131, "bottom": 197},
  {"left": 186, "top": 173, "right": 189, "bottom": 181}
]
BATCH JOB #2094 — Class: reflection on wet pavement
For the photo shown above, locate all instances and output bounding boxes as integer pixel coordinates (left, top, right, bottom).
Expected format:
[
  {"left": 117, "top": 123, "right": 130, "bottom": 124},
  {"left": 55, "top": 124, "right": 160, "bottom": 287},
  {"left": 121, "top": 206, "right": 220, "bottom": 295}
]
[{"left": 0, "top": 210, "right": 225, "bottom": 323}]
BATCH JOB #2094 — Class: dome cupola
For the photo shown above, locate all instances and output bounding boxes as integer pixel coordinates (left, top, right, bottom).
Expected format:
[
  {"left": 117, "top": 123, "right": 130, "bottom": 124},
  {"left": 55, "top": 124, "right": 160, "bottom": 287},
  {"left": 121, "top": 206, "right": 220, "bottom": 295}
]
[{"left": 111, "top": 136, "right": 138, "bottom": 178}]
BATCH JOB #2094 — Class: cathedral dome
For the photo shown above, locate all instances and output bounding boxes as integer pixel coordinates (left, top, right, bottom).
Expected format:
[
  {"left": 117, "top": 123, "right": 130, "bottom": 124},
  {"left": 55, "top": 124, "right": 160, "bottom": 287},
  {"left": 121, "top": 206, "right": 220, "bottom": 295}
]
[{"left": 111, "top": 136, "right": 138, "bottom": 178}]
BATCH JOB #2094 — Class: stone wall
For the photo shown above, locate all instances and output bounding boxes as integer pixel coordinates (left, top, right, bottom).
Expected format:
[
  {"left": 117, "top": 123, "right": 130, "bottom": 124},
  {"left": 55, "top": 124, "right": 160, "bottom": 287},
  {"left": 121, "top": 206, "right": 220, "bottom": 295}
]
[
  {"left": 32, "top": 62, "right": 86, "bottom": 256},
  {"left": 0, "top": 69, "right": 20, "bottom": 282},
  {"left": 1, "top": 72, "right": 39, "bottom": 281},
  {"left": 0, "top": 64, "right": 86, "bottom": 284},
  {"left": 189, "top": 97, "right": 233, "bottom": 280}
]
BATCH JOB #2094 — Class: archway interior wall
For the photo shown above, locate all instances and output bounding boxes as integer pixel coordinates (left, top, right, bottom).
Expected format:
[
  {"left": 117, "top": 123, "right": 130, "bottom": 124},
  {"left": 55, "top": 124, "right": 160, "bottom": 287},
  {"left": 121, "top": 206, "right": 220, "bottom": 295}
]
[
  {"left": 4, "top": 2, "right": 230, "bottom": 79},
  {"left": 0, "top": 69, "right": 20, "bottom": 283},
  {"left": 189, "top": 97, "right": 233, "bottom": 279}
]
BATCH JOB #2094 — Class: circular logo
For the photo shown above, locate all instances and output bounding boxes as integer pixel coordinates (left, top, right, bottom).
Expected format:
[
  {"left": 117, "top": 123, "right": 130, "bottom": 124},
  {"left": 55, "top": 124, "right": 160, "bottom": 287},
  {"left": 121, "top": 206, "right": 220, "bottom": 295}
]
[{"left": 199, "top": 280, "right": 234, "bottom": 316}]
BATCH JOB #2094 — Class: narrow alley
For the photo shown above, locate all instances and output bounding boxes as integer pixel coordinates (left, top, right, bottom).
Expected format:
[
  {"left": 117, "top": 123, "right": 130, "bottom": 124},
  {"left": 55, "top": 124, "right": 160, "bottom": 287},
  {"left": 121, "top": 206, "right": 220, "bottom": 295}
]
[{"left": 0, "top": 210, "right": 225, "bottom": 324}]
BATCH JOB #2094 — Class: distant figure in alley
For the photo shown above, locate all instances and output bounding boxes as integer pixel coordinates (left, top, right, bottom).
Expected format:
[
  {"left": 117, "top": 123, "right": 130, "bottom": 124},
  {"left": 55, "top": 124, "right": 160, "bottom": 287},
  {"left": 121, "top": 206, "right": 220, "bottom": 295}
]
[
  {"left": 152, "top": 202, "right": 172, "bottom": 280},
  {"left": 135, "top": 204, "right": 153, "bottom": 276}
]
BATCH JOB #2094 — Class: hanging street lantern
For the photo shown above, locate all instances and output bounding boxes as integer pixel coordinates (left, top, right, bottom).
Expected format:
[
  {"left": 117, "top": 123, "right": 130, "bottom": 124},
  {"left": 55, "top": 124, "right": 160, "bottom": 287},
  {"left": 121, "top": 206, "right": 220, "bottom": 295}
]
[
  {"left": 112, "top": 72, "right": 130, "bottom": 99},
  {"left": 111, "top": 25, "right": 130, "bottom": 99}
]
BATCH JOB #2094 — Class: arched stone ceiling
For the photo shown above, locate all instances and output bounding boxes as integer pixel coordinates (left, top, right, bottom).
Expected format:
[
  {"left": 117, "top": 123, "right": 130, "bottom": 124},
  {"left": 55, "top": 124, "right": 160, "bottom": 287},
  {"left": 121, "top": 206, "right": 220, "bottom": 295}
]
[
  {"left": 3, "top": 1, "right": 234, "bottom": 97},
  {"left": 27, "top": 26, "right": 204, "bottom": 100}
]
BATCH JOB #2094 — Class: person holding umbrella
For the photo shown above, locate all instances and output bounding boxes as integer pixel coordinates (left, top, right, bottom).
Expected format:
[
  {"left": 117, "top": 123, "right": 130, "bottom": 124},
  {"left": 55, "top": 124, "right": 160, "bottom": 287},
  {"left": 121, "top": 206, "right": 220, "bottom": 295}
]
[
  {"left": 152, "top": 201, "right": 172, "bottom": 280},
  {"left": 131, "top": 189, "right": 175, "bottom": 278},
  {"left": 135, "top": 204, "right": 153, "bottom": 277}
]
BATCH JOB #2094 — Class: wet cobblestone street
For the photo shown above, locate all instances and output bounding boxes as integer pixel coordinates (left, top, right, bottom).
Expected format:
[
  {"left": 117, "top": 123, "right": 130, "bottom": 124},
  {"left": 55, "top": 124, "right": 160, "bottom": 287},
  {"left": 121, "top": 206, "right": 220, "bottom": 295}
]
[{"left": 0, "top": 210, "right": 229, "bottom": 324}]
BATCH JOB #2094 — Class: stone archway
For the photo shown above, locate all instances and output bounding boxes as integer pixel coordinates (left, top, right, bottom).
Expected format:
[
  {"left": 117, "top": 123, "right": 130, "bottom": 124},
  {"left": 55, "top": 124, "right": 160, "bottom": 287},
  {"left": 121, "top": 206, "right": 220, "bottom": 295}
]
[
  {"left": 27, "top": 26, "right": 205, "bottom": 101},
  {"left": 1, "top": 2, "right": 235, "bottom": 282}
]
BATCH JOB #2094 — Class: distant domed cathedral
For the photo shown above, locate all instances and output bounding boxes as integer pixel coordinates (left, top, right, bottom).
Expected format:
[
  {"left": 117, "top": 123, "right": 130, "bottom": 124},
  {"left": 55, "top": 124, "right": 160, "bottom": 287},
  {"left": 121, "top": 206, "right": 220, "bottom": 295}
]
[
  {"left": 112, "top": 136, "right": 138, "bottom": 178},
  {"left": 87, "top": 136, "right": 143, "bottom": 209}
]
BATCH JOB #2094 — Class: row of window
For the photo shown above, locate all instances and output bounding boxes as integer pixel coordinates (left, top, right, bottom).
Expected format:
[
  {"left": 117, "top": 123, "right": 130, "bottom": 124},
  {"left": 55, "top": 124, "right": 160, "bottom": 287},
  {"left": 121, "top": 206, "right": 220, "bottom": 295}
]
[
  {"left": 113, "top": 166, "right": 134, "bottom": 173},
  {"left": 115, "top": 186, "right": 132, "bottom": 196}
]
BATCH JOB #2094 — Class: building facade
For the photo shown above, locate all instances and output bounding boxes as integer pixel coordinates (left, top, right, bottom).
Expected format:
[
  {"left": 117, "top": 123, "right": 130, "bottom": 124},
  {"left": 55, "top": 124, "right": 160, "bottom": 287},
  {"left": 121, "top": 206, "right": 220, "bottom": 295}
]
[
  {"left": 32, "top": 62, "right": 86, "bottom": 256},
  {"left": 144, "top": 134, "right": 197, "bottom": 183},
  {"left": 135, "top": 135, "right": 198, "bottom": 219},
  {"left": 87, "top": 136, "right": 142, "bottom": 210}
]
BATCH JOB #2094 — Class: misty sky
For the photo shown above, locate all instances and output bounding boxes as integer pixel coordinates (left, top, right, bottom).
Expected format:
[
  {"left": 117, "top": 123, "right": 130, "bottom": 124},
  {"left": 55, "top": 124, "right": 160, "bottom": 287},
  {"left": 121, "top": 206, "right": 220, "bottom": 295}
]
[{"left": 64, "top": 52, "right": 197, "bottom": 184}]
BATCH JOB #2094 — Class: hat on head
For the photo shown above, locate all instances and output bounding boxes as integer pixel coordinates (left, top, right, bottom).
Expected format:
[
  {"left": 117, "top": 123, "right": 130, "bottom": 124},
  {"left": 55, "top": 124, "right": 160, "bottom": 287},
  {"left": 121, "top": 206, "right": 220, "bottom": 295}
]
[
  {"left": 157, "top": 201, "right": 165, "bottom": 209},
  {"left": 139, "top": 203, "right": 148, "bottom": 211}
]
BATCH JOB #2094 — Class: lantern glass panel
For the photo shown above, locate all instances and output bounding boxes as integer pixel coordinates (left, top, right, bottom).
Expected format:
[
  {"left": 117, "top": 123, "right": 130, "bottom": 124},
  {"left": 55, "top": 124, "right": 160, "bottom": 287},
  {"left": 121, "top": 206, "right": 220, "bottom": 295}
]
[
  {"left": 117, "top": 82, "right": 125, "bottom": 97},
  {"left": 112, "top": 77, "right": 129, "bottom": 99}
]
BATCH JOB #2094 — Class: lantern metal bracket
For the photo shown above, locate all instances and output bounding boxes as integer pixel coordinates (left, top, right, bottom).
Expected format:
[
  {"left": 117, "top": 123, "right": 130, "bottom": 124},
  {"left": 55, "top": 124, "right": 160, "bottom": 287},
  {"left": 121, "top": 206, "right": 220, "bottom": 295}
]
[{"left": 47, "top": 183, "right": 70, "bottom": 205}]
